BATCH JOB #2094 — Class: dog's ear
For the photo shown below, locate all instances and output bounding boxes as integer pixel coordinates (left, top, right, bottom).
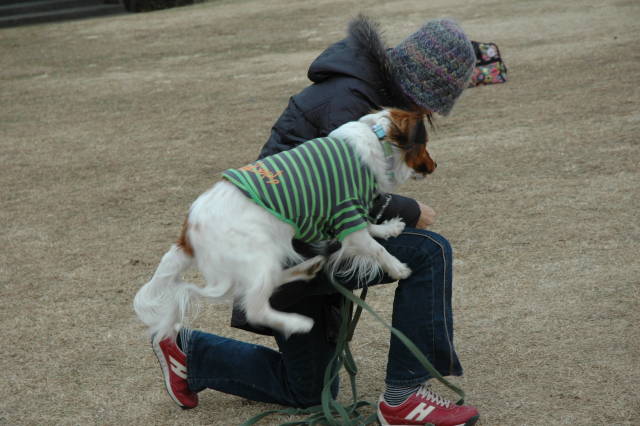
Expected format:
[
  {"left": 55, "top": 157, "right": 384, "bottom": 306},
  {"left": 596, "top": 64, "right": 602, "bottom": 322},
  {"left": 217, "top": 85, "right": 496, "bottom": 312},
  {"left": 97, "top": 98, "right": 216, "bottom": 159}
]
[
  {"left": 408, "top": 119, "right": 427, "bottom": 147},
  {"left": 386, "top": 109, "right": 410, "bottom": 145},
  {"left": 387, "top": 109, "right": 426, "bottom": 147},
  {"left": 388, "top": 108, "right": 437, "bottom": 175}
]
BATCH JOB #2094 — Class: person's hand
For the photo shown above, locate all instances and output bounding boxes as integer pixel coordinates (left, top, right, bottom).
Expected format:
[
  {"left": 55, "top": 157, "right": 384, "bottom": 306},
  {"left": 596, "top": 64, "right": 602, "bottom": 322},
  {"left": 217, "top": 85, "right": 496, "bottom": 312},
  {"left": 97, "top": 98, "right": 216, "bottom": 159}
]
[{"left": 415, "top": 202, "right": 436, "bottom": 229}]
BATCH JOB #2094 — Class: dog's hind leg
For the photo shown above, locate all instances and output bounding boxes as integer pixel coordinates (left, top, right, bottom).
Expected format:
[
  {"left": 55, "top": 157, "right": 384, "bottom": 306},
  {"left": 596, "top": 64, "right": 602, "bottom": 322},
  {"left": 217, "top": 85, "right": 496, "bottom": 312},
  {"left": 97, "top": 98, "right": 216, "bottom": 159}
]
[
  {"left": 280, "top": 255, "right": 326, "bottom": 284},
  {"left": 133, "top": 244, "right": 194, "bottom": 342},
  {"left": 242, "top": 267, "right": 315, "bottom": 338}
]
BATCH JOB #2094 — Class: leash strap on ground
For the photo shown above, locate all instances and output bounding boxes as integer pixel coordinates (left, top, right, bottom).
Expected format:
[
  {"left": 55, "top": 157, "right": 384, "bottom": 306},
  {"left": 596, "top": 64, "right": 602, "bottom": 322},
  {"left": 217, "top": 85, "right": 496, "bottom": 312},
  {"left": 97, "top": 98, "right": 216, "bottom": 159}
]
[
  {"left": 330, "top": 276, "right": 466, "bottom": 404},
  {"left": 240, "top": 276, "right": 465, "bottom": 426}
]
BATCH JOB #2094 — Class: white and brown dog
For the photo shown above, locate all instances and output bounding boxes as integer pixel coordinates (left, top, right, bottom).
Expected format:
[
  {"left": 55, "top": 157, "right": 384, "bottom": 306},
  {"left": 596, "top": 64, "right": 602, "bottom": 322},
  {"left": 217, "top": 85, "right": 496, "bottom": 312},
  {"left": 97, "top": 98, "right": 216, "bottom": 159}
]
[{"left": 133, "top": 108, "right": 436, "bottom": 341}]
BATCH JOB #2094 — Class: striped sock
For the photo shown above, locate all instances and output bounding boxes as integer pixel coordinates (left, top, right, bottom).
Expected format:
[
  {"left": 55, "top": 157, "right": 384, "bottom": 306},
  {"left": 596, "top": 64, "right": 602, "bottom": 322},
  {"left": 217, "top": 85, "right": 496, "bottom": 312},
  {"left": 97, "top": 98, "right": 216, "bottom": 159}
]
[
  {"left": 383, "top": 383, "right": 421, "bottom": 406},
  {"left": 176, "top": 328, "right": 192, "bottom": 354}
]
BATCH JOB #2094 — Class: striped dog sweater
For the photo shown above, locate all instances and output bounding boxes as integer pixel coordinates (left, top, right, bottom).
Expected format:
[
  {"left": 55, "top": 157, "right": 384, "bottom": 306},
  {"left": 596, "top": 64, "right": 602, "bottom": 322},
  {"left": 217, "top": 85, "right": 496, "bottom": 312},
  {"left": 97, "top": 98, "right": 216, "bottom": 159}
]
[{"left": 222, "top": 137, "right": 378, "bottom": 243}]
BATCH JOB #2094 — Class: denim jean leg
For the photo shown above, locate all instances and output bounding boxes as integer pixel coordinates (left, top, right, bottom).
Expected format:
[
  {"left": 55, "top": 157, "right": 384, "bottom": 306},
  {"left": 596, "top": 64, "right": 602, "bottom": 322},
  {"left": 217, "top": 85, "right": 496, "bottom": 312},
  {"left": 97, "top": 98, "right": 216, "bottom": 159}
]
[
  {"left": 272, "top": 294, "right": 340, "bottom": 407},
  {"left": 186, "top": 330, "right": 295, "bottom": 405},
  {"left": 185, "top": 295, "right": 337, "bottom": 408},
  {"left": 380, "top": 229, "right": 463, "bottom": 386}
]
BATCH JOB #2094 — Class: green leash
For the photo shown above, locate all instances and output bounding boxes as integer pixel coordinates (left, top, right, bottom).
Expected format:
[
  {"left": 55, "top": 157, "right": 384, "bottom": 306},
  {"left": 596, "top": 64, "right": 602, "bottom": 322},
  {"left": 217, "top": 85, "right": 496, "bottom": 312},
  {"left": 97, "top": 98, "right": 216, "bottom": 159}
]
[{"left": 241, "top": 276, "right": 465, "bottom": 426}]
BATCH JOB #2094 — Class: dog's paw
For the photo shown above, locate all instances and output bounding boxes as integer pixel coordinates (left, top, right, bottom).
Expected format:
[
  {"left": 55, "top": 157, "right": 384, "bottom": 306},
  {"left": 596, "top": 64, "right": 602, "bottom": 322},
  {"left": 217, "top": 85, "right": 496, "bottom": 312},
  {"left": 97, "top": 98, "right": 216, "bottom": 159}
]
[
  {"left": 384, "top": 217, "right": 406, "bottom": 238},
  {"left": 370, "top": 218, "right": 405, "bottom": 239},
  {"left": 281, "top": 314, "right": 314, "bottom": 338},
  {"left": 387, "top": 260, "right": 412, "bottom": 281}
]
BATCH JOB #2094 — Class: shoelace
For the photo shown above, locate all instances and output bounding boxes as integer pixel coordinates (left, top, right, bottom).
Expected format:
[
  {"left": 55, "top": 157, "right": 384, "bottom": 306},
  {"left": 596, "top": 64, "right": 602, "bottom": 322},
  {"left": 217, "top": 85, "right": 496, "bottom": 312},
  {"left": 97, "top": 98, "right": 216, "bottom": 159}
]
[{"left": 416, "top": 385, "right": 453, "bottom": 408}]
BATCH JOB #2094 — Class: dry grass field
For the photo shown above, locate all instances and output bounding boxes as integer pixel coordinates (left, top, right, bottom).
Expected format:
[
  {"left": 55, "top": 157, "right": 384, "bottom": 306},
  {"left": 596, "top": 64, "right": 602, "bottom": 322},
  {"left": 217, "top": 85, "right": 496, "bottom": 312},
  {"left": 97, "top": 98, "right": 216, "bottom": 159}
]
[{"left": 1, "top": 0, "right": 639, "bottom": 424}]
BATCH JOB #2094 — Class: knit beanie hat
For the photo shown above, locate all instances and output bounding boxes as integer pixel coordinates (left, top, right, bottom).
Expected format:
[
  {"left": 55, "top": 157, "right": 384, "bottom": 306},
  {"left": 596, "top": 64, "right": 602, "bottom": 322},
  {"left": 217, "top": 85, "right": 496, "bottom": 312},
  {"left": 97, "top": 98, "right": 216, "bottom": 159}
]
[{"left": 387, "top": 19, "right": 475, "bottom": 115}]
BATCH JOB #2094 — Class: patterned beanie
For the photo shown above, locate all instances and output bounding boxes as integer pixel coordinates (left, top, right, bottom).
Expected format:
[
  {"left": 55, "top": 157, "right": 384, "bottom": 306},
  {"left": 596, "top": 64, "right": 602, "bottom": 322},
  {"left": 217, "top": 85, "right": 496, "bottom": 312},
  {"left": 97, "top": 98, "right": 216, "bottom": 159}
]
[{"left": 387, "top": 19, "right": 475, "bottom": 115}]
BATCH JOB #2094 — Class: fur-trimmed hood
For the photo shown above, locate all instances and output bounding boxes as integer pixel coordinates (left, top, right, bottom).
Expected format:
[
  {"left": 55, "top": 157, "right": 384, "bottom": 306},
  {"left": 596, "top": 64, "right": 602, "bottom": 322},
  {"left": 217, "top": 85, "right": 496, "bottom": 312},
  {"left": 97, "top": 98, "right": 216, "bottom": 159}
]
[{"left": 307, "top": 15, "right": 412, "bottom": 109}]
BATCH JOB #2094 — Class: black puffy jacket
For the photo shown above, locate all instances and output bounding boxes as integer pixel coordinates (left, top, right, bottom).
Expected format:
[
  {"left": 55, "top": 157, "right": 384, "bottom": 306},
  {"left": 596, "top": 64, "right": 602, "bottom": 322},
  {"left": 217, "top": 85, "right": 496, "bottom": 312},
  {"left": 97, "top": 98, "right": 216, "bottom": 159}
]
[
  {"left": 260, "top": 16, "right": 414, "bottom": 158},
  {"left": 231, "top": 16, "right": 423, "bottom": 335}
]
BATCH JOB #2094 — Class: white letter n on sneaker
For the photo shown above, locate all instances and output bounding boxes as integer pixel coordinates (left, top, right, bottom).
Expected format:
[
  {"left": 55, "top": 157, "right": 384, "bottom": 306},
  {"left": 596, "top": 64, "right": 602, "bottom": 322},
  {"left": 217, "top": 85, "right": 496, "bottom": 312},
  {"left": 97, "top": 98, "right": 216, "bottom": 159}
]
[
  {"left": 169, "top": 355, "right": 187, "bottom": 379},
  {"left": 406, "top": 402, "right": 435, "bottom": 422}
]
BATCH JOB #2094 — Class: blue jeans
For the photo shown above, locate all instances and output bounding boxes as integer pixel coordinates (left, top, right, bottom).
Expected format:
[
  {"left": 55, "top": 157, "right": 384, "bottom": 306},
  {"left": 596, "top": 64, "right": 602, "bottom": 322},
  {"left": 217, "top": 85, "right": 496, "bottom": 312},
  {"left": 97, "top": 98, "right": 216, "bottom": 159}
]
[{"left": 185, "top": 228, "right": 463, "bottom": 408}]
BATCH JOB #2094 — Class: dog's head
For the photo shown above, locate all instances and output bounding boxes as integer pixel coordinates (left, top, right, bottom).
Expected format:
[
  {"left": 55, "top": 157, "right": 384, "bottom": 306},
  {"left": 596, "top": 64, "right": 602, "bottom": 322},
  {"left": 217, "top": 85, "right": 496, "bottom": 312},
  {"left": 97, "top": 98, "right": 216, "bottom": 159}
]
[{"left": 359, "top": 108, "right": 437, "bottom": 177}]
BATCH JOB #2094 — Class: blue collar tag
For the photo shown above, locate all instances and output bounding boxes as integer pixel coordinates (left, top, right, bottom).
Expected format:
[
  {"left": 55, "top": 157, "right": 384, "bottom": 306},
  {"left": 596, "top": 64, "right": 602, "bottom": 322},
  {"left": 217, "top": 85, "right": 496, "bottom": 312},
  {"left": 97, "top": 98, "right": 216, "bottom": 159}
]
[{"left": 371, "top": 124, "right": 386, "bottom": 140}]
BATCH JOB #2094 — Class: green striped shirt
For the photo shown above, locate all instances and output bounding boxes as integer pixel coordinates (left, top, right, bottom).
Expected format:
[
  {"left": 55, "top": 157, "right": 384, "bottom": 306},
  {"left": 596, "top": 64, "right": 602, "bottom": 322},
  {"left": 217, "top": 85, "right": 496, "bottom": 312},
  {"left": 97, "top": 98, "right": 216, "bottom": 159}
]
[{"left": 222, "top": 137, "right": 377, "bottom": 242}]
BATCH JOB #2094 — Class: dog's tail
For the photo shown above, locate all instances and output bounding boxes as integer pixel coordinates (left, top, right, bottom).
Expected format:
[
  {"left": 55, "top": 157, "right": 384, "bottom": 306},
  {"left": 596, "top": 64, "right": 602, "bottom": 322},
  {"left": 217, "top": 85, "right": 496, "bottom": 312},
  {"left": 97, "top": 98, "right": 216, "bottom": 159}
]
[{"left": 133, "top": 244, "right": 226, "bottom": 343}]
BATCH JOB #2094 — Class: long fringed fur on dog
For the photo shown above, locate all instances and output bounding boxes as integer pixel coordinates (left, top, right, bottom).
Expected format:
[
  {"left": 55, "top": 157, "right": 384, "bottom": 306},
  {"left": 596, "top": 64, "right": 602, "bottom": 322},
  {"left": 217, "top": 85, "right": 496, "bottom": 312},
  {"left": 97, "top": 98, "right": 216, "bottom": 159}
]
[{"left": 133, "top": 108, "right": 436, "bottom": 341}]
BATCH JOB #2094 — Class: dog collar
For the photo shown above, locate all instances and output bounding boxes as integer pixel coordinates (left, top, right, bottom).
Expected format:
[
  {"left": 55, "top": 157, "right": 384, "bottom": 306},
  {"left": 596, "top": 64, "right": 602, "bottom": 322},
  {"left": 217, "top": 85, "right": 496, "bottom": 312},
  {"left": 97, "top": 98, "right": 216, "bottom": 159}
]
[
  {"left": 380, "top": 139, "right": 394, "bottom": 159},
  {"left": 373, "top": 127, "right": 396, "bottom": 183},
  {"left": 371, "top": 122, "right": 398, "bottom": 182}
]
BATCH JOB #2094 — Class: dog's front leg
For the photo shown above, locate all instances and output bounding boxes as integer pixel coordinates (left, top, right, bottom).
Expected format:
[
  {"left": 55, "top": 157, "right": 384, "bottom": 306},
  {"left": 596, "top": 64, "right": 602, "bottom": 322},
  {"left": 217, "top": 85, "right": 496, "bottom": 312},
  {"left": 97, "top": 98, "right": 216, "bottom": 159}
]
[
  {"left": 341, "top": 229, "right": 411, "bottom": 281},
  {"left": 368, "top": 217, "right": 405, "bottom": 240}
]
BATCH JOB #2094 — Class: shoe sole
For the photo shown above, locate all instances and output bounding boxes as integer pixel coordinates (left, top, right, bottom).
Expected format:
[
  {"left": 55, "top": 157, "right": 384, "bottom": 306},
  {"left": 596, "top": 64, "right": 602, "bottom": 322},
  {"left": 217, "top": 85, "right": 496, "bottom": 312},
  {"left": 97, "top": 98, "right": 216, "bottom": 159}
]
[
  {"left": 151, "top": 338, "right": 192, "bottom": 409},
  {"left": 377, "top": 411, "right": 480, "bottom": 426}
]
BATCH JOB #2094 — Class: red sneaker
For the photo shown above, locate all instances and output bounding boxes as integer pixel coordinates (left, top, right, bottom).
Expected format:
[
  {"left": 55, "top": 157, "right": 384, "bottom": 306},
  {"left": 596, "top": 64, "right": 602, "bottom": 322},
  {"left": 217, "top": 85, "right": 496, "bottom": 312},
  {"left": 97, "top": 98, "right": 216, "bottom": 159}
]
[
  {"left": 377, "top": 384, "right": 479, "bottom": 426},
  {"left": 152, "top": 336, "right": 198, "bottom": 409}
]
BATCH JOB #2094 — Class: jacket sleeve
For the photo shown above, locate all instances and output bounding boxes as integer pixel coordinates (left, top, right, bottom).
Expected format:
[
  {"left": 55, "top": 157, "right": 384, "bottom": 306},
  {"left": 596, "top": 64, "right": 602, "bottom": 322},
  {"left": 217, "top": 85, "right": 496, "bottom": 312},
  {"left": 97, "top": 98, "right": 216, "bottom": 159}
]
[{"left": 370, "top": 193, "right": 421, "bottom": 228}]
